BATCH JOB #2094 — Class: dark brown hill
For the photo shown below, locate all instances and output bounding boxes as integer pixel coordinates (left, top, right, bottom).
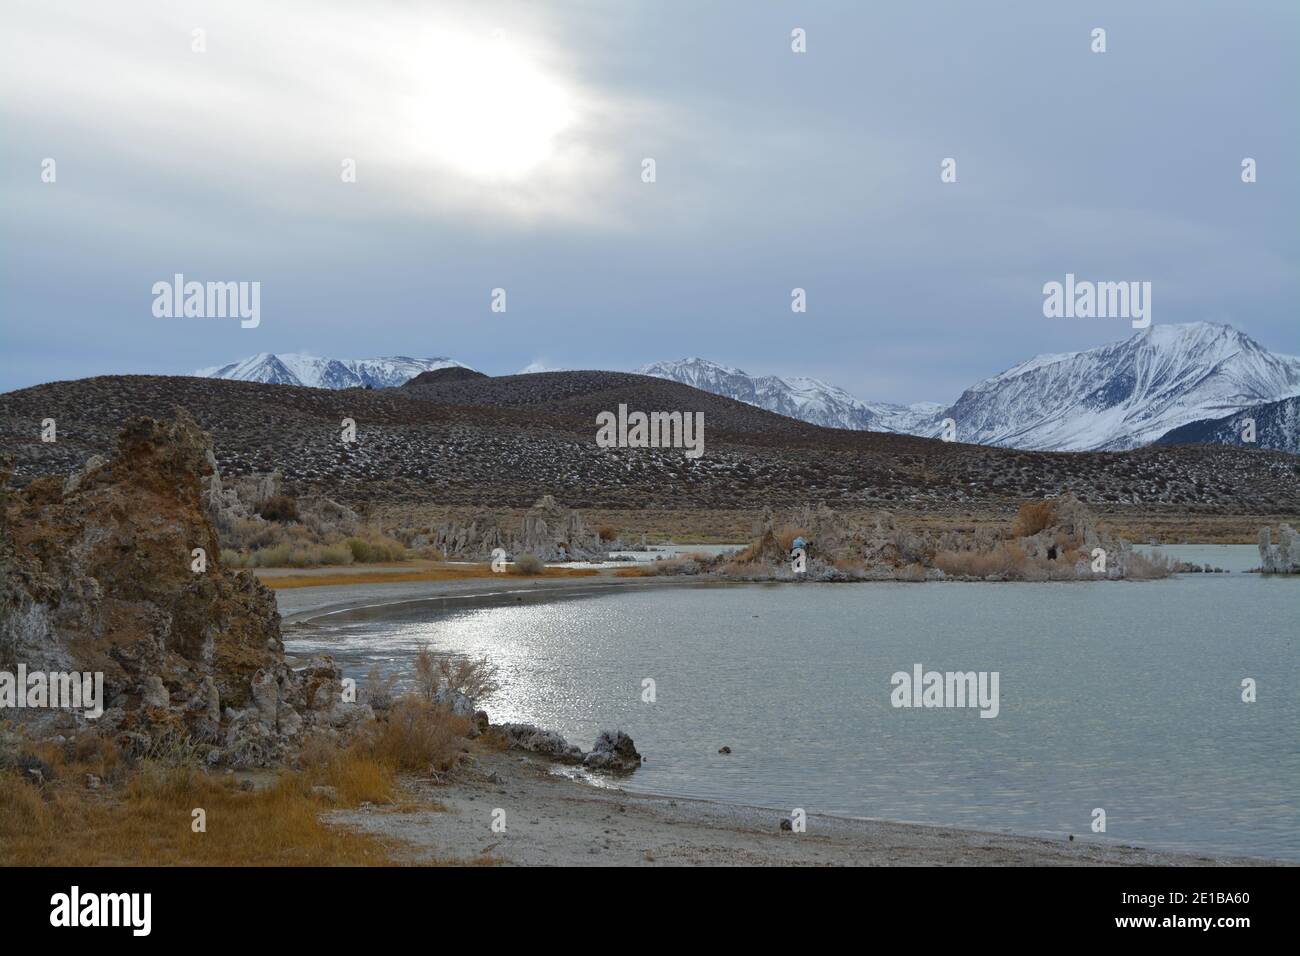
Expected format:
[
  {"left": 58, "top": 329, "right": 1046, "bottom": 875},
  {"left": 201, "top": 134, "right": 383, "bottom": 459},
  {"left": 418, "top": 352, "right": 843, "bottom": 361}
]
[
  {"left": 1, "top": 373, "right": 1297, "bottom": 514},
  {"left": 402, "top": 366, "right": 489, "bottom": 387}
]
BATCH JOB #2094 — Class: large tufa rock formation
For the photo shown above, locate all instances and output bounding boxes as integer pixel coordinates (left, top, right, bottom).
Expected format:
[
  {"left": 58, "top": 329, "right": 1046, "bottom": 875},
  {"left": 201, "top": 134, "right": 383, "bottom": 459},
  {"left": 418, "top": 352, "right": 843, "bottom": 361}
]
[
  {"left": 1258, "top": 524, "right": 1299, "bottom": 573},
  {"left": 202, "top": 459, "right": 360, "bottom": 545},
  {"left": 424, "top": 494, "right": 608, "bottom": 562},
  {"left": 733, "top": 494, "right": 1144, "bottom": 582},
  {"left": 0, "top": 411, "right": 364, "bottom": 762}
]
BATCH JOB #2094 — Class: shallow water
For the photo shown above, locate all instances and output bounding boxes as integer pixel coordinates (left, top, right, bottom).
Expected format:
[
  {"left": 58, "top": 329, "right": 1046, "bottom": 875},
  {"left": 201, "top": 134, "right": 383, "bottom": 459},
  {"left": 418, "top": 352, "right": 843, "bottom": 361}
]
[{"left": 285, "top": 547, "right": 1299, "bottom": 860}]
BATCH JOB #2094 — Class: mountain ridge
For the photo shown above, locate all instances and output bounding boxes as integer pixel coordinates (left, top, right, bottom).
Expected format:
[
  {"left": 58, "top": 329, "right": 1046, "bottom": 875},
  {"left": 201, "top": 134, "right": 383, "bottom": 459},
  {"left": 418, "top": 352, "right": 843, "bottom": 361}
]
[
  {"left": 195, "top": 352, "right": 469, "bottom": 389},
  {"left": 193, "top": 323, "right": 1300, "bottom": 452},
  {"left": 640, "top": 323, "right": 1300, "bottom": 452}
]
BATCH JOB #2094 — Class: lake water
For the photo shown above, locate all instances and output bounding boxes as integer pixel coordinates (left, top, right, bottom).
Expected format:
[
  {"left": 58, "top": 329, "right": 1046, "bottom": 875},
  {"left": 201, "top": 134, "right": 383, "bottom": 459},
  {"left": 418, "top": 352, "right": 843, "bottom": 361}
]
[{"left": 285, "top": 546, "right": 1299, "bottom": 861}]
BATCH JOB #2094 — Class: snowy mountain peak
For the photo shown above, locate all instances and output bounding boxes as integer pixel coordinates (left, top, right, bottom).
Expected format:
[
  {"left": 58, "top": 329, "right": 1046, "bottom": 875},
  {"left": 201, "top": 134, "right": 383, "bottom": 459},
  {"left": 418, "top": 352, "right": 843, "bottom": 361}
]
[
  {"left": 949, "top": 323, "right": 1300, "bottom": 450},
  {"left": 637, "top": 358, "right": 937, "bottom": 434},
  {"left": 194, "top": 353, "right": 470, "bottom": 389},
  {"left": 192, "top": 322, "right": 1299, "bottom": 451},
  {"left": 640, "top": 324, "right": 1300, "bottom": 451}
]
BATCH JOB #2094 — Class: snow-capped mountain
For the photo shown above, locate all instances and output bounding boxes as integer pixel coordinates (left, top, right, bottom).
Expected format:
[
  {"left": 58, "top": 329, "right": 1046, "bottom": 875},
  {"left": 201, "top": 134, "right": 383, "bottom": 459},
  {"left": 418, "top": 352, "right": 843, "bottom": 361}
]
[
  {"left": 639, "top": 324, "right": 1300, "bottom": 451},
  {"left": 1154, "top": 394, "right": 1300, "bottom": 455},
  {"left": 636, "top": 358, "right": 941, "bottom": 433},
  {"left": 944, "top": 322, "right": 1300, "bottom": 451},
  {"left": 196, "top": 323, "right": 1299, "bottom": 451},
  {"left": 195, "top": 353, "right": 470, "bottom": 389}
]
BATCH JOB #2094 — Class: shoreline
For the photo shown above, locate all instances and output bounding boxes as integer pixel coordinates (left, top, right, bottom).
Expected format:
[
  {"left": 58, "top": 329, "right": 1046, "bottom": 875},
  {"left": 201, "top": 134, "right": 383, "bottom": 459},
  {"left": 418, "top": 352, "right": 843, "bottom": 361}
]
[
  {"left": 274, "top": 568, "right": 709, "bottom": 624},
  {"left": 276, "top": 571, "right": 1291, "bottom": 866},
  {"left": 329, "top": 745, "right": 1284, "bottom": 867}
]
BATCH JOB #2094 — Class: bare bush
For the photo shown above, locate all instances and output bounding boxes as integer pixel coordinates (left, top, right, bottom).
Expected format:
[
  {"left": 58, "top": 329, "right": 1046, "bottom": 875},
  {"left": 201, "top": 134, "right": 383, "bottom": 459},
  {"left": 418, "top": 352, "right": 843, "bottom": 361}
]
[
  {"left": 1125, "top": 549, "right": 1176, "bottom": 580},
  {"left": 413, "top": 648, "right": 501, "bottom": 703}
]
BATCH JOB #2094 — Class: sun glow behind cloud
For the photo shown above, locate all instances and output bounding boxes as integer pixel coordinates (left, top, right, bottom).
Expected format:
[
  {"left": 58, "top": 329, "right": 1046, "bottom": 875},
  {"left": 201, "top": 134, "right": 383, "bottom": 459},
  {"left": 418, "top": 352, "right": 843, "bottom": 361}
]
[{"left": 391, "top": 31, "right": 578, "bottom": 182}]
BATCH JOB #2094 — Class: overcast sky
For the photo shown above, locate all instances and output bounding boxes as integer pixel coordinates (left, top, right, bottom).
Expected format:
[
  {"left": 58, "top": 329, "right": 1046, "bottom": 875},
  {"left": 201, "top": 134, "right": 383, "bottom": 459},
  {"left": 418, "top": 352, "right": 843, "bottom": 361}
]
[{"left": 2, "top": 0, "right": 1296, "bottom": 403}]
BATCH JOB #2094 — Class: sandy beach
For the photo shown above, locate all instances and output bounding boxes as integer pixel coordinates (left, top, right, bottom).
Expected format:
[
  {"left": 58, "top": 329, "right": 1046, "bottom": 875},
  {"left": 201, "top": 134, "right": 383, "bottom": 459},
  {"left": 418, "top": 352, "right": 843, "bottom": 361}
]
[
  {"left": 274, "top": 569, "right": 1284, "bottom": 866},
  {"left": 320, "top": 745, "right": 1276, "bottom": 867}
]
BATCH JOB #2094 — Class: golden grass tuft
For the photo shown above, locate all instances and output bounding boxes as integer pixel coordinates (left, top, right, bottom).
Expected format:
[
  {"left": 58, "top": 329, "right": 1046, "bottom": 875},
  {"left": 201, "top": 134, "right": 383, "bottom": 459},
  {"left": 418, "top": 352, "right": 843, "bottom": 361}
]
[{"left": 0, "top": 761, "right": 406, "bottom": 866}]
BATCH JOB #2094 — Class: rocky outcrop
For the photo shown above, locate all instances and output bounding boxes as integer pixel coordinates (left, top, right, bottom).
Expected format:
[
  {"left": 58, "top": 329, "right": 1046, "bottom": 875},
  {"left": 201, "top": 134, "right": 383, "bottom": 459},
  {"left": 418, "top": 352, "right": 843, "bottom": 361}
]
[
  {"left": 730, "top": 494, "right": 1148, "bottom": 582},
  {"left": 0, "top": 411, "right": 365, "bottom": 762},
  {"left": 495, "top": 723, "right": 584, "bottom": 763},
  {"left": 493, "top": 722, "right": 642, "bottom": 773},
  {"left": 583, "top": 730, "right": 642, "bottom": 773},
  {"left": 422, "top": 495, "right": 608, "bottom": 562},
  {"left": 1258, "top": 524, "right": 1299, "bottom": 573},
  {"left": 202, "top": 459, "right": 360, "bottom": 548}
]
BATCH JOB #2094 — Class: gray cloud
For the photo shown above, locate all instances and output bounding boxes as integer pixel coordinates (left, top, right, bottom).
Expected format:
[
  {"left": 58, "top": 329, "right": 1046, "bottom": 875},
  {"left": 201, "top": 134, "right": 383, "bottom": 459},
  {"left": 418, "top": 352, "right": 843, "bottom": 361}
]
[{"left": 2, "top": 0, "right": 1296, "bottom": 403}]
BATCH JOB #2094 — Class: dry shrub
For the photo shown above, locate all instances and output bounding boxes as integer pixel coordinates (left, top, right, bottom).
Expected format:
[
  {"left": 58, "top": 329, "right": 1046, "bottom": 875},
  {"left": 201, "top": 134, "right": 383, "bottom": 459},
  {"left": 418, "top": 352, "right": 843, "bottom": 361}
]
[
  {"left": 346, "top": 535, "right": 407, "bottom": 563},
  {"left": 933, "top": 541, "right": 1028, "bottom": 578},
  {"left": 776, "top": 526, "right": 811, "bottom": 551},
  {"left": 257, "top": 494, "right": 300, "bottom": 523},
  {"left": 511, "top": 552, "right": 544, "bottom": 574},
  {"left": 1012, "top": 500, "right": 1058, "bottom": 538},
  {"left": 896, "top": 562, "right": 928, "bottom": 582},
  {"left": 595, "top": 523, "right": 619, "bottom": 543},
  {"left": 1125, "top": 549, "right": 1175, "bottom": 580},
  {"left": 361, "top": 698, "right": 470, "bottom": 773},
  {"left": 222, "top": 524, "right": 406, "bottom": 568},
  {"left": 414, "top": 648, "right": 501, "bottom": 702},
  {"left": 364, "top": 666, "right": 399, "bottom": 714}
]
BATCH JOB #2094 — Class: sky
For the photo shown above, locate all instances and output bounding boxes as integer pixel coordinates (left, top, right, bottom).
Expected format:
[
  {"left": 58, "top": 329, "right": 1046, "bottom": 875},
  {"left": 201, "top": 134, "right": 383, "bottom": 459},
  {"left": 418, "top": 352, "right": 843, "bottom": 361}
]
[{"left": 2, "top": 0, "right": 1297, "bottom": 404}]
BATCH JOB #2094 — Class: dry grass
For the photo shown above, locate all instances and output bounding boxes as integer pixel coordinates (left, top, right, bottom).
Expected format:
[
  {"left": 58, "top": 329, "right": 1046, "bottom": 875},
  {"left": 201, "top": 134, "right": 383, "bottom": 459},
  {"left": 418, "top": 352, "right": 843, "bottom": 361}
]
[
  {"left": 0, "top": 756, "right": 406, "bottom": 866},
  {"left": 933, "top": 542, "right": 1029, "bottom": 578},
  {"left": 613, "top": 559, "right": 687, "bottom": 577},
  {"left": 257, "top": 561, "right": 597, "bottom": 589},
  {"left": 221, "top": 526, "right": 410, "bottom": 569},
  {"left": 0, "top": 660, "right": 489, "bottom": 865}
]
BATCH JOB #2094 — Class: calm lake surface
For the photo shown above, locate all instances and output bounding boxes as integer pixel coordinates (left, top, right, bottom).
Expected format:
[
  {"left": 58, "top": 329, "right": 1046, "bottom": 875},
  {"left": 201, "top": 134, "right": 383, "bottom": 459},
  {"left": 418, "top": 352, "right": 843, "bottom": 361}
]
[{"left": 286, "top": 546, "right": 1299, "bottom": 860}]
